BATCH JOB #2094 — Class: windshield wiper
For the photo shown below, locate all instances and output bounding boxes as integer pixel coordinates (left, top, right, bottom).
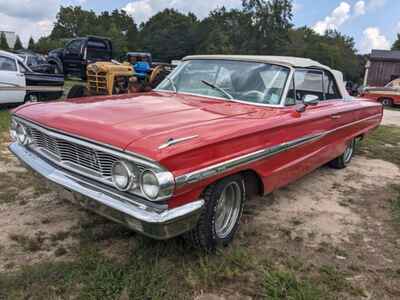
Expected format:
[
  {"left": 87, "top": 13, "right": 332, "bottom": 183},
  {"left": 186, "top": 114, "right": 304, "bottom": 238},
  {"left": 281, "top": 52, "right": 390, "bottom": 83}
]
[
  {"left": 166, "top": 77, "right": 177, "bottom": 93},
  {"left": 201, "top": 80, "right": 233, "bottom": 100}
]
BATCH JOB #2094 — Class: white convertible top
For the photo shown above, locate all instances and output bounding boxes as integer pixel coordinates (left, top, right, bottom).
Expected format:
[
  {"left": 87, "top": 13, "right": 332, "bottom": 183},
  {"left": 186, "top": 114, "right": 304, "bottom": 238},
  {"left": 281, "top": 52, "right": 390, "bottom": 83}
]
[
  {"left": 183, "top": 55, "right": 351, "bottom": 99},
  {"left": 183, "top": 55, "right": 332, "bottom": 70}
]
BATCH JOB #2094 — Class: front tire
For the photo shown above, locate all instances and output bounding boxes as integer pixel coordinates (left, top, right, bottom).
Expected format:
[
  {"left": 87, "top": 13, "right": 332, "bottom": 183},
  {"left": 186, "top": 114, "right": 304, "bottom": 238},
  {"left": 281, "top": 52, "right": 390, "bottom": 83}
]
[
  {"left": 329, "top": 138, "right": 356, "bottom": 169},
  {"left": 67, "top": 85, "right": 87, "bottom": 99},
  {"left": 188, "top": 174, "right": 245, "bottom": 252},
  {"left": 53, "top": 63, "right": 63, "bottom": 75}
]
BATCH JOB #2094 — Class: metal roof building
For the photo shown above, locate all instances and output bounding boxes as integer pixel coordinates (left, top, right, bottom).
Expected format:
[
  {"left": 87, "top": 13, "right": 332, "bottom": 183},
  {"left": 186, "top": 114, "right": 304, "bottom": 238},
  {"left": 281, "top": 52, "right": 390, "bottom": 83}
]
[{"left": 364, "top": 49, "right": 400, "bottom": 87}]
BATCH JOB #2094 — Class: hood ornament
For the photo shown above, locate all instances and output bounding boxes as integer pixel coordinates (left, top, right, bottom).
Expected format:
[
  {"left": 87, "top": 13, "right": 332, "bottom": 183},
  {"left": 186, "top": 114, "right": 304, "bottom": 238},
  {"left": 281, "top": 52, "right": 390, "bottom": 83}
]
[{"left": 158, "top": 135, "right": 199, "bottom": 149}]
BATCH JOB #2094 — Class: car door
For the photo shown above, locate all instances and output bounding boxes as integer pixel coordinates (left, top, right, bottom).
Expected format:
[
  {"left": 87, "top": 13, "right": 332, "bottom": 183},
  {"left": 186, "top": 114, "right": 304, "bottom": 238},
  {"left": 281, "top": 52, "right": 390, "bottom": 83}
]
[
  {"left": 63, "top": 39, "right": 85, "bottom": 76},
  {"left": 0, "top": 55, "right": 26, "bottom": 104},
  {"left": 321, "top": 70, "right": 360, "bottom": 147},
  {"left": 268, "top": 68, "right": 351, "bottom": 191}
]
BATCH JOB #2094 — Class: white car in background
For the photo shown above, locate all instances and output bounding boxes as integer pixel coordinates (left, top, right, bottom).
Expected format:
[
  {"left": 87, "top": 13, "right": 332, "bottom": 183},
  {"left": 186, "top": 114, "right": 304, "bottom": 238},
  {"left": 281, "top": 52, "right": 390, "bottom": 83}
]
[
  {"left": 0, "top": 50, "right": 64, "bottom": 105},
  {"left": 0, "top": 50, "right": 27, "bottom": 104}
]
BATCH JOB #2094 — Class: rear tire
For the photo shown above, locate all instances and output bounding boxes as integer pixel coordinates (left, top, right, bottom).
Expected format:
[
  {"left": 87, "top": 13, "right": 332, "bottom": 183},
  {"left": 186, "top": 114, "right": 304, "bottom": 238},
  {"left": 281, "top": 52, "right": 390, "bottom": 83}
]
[
  {"left": 67, "top": 85, "right": 87, "bottom": 99},
  {"left": 329, "top": 138, "right": 356, "bottom": 169},
  {"left": 380, "top": 98, "right": 393, "bottom": 107},
  {"left": 187, "top": 174, "right": 245, "bottom": 252}
]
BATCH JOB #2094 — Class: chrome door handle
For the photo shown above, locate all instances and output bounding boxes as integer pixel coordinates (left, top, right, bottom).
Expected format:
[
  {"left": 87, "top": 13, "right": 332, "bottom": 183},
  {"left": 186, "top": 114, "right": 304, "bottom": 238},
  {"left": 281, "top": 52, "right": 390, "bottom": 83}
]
[{"left": 331, "top": 115, "right": 341, "bottom": 119}]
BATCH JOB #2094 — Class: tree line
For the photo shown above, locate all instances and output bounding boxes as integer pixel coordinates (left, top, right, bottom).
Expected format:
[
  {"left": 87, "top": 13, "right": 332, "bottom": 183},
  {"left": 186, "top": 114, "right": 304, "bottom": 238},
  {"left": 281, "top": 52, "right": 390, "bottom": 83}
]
[{"left": 3, "top": 0, "right": 400, "bottom": 83}]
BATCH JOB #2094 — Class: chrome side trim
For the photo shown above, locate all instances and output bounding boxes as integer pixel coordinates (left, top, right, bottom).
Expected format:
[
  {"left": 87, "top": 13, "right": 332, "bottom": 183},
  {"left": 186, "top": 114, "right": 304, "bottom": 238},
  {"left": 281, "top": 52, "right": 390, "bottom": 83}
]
[
  {"left": 175, "top": 113, "right": 382, "bottom": 188},
  {"left": 158, "top": 135, "right": 199, "bottom": 150},
  {"left": 323, "top": 113, "right": 381, "bottom": 136},
  {"left": 175, "top": 133, "right": 323, "bottom": 187}
]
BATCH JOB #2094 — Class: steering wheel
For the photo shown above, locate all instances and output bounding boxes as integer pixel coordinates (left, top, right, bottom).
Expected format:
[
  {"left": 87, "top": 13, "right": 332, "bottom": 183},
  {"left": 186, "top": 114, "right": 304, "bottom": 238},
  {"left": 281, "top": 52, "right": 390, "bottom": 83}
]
[{"left": 242, "top": 90, "right": 265, "bottom": 103}]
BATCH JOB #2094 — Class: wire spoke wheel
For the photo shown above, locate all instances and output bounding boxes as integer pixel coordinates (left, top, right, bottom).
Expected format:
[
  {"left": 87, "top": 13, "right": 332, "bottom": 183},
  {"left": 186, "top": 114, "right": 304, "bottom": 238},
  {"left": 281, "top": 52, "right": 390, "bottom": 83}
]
[{"left": 214, "top": 182, "right": 242, "bottom": 239}]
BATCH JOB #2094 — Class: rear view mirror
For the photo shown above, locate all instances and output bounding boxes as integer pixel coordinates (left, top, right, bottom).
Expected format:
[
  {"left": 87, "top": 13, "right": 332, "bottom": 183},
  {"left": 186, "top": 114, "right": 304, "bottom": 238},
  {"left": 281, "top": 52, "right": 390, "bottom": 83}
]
[{"left": 303, "top": 94, "right": 320, "bottom": 106}]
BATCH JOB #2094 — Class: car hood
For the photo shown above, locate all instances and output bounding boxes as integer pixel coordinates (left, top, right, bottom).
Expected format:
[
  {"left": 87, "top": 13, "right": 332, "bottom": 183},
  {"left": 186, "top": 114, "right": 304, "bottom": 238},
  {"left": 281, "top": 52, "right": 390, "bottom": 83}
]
[{"left": 15, "top": 92, "right": 285, "bottom": 162}]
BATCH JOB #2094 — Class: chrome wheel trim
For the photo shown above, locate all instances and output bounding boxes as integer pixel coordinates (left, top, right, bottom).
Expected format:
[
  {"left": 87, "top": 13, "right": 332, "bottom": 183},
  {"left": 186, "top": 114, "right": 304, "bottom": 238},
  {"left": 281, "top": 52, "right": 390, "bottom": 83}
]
[
  {"left": 215, "top": 182, "right": 242, "bottom": 239},
  {"left": 343, "top": 140, "right": 354, "bottom": 163},
  {"left": 382, "top": 99, "right": 392, "bottom": 106}
]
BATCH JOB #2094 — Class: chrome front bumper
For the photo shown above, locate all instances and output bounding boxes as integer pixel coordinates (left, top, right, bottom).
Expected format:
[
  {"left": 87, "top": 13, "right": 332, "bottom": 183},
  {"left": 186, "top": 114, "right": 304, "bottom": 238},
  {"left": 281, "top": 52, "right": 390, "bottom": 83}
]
[{"left": 9, "top": 143, "right": 204, "bottom": 240}]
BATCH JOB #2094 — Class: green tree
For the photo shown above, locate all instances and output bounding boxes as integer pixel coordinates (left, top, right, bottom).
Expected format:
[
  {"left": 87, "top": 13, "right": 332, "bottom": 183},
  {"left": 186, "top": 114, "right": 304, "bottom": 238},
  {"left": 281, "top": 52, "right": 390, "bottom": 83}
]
[
  {"left": 285, "top": 27, "right": 361, "bottom": 83},
  {"left": 34, "top": 37, "right": 65, "bottom": 54},
  {"left": 197, "top": 8, "right": 252, "bottom": 54},
  {"left": 48, "top": 6, "right": 140, "bottom": 57},
  {"left": 242, "top": 0, "right": 293, "bottom": 54},
  {"left": 51, "top": 6, "right": 98, "bottom": 38},
  {"left": 23, "top": 3, "right": 364, "bottom": 82},
  {"left": 0, "top": 32, "right": 10, "bottom": 50},
  {"left": 140, "top": 9, "right": 198, "bottom": 61},
  {"left": 14, "top": 35, "right": 24, "bottom": 50},
  {"left": 392, "top": 34, "right": 400, "bottom": 51},
  {"left": 28, "top": 37, "right": 35, "bottom": 50}
]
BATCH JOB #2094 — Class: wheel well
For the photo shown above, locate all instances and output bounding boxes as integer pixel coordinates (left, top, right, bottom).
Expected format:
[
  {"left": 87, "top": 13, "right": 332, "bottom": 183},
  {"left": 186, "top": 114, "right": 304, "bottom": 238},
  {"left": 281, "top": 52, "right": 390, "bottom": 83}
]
[
  {"left": 201, "top": 169, "right": 264, "bottom": 200},
  {"left": 241, "top": 170, "right": 264, "bottom": 198},
  {"left": 48, "top": 59, "right": 62, "bottom": 69},
  {"left": 378, "top": 97, "right": 393, "bottom": 102}
]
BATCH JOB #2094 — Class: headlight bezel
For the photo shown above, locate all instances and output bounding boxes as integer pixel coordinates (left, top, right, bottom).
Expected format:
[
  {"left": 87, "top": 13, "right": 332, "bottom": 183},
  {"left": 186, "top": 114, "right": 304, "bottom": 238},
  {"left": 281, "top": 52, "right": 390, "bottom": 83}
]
[
  {"left": 140, "top": 169, "right": 175, "bottom": 200},
  {"left": 111, "top": 160, "right": 139, "bottom": 192},
  {"left": 16, "top": 122, "right": 30, "bottom": 145},
  {"left": 140, "top": 170, "right": 160, "bottom": 199}
]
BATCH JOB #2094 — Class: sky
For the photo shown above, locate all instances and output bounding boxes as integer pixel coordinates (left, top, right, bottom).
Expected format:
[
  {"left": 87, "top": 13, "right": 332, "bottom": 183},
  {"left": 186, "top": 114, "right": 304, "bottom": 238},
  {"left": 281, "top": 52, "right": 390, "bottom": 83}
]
[{"left": 0, "top": 0, "right": 399, "bottom": 54}]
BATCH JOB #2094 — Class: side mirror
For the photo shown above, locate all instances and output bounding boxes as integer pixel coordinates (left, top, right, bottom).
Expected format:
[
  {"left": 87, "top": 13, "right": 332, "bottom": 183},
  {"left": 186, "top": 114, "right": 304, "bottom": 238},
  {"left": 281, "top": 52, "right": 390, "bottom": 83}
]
[
  {"left": 303, "top": 94, "right": 320, "bottom": 106},
  {"left": 296, "top": 94, "right": 320, "bottom": 113}
]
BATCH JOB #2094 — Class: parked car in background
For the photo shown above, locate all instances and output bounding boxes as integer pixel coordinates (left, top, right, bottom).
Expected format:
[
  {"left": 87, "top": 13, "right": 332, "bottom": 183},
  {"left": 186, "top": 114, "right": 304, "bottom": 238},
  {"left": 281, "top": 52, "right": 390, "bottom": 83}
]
[
  {"left": 0, "top": 50, "right": 64, "bottom": 105},
  {"left": 345, "top": 81, "right": 359, "bottom": 96},
  {"left": 47, "top": 36, "right": 112, "bottom": 79},
  {"left": 15, "top": 50, "right": 56, "bottom": 74},
  {"left": 360, "top": 78, "right": 400, "bottom": 106},
  {"left": 9, "top": 55, "right": 382, "bottom": 251}
]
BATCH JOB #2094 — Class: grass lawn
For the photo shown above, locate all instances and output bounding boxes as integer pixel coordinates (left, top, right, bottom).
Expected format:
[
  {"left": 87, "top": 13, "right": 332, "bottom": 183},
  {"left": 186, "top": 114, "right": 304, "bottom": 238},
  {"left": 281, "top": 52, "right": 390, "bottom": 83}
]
[
  {"left": 0, "top": 109, "right": 11, "bottom": 135},
  {"left": 358, "top": 125, "right": 400, "bottom": 166}
]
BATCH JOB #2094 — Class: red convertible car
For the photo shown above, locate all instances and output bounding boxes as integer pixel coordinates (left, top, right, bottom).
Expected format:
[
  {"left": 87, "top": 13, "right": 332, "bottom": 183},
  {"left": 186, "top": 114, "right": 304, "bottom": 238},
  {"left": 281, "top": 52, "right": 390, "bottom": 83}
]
[{"left": 9, "top": 55, "right": 382, "bottom": 251}]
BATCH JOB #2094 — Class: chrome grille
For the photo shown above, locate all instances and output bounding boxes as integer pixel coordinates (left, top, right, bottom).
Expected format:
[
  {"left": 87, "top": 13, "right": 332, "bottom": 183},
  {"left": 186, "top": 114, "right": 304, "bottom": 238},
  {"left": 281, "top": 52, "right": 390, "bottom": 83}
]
[{"left": 27, "top": 126, "right": 119, "bottom": 179}]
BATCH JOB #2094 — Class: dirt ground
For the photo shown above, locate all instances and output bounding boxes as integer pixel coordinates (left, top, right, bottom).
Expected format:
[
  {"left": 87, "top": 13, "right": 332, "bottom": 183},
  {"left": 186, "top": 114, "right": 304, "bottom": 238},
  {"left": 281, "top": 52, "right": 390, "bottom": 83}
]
[
  {"left": 1, "top": 108, "right": 400, "bottom": 299},
  {"left": 382, "top": 109, "right": 400, "bottom": 127}
]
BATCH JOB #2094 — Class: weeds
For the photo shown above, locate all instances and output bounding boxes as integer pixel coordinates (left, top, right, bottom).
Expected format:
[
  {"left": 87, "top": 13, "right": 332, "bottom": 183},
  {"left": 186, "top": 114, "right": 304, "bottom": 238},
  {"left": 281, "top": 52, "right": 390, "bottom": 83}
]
[
  {"left": 263, "top": 269, "right": 322, "bottom": 300},
  {"left": 0, "top": 109, "right": 10, "bottom": 134},
  {"left": 358, "top": 126, "right": 400, "bottom": 166},
  {"left": 390, "top": 185, "right": 400, "bottom": 225}
]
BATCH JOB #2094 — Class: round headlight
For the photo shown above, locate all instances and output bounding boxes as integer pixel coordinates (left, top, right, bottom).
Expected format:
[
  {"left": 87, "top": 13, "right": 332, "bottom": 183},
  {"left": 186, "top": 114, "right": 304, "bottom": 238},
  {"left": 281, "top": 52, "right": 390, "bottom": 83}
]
[
  {"left": 141, "top": 170, "right": 160, "bottom": 199},
  {"left": 111, "top": 161, "right": 138, "bottom": 191},
  {"left": 16, "top": 123, "right": 28, "bottom": 145}
]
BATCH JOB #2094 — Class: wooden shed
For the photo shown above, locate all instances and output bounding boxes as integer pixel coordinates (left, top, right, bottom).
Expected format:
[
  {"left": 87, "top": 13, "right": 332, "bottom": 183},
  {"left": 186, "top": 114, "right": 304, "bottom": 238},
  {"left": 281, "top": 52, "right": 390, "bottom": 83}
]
[{"left": 364, "top": 49, "right": 400, "bottom": 87}]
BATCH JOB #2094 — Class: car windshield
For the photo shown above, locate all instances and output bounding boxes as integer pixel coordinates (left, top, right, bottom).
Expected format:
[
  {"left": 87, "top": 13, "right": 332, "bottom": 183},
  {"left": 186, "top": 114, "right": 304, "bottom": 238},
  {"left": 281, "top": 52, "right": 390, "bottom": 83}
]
[{"left": 156, "top": 59, "right": 290, "bottom": 105}]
